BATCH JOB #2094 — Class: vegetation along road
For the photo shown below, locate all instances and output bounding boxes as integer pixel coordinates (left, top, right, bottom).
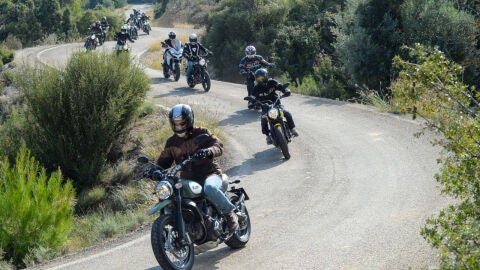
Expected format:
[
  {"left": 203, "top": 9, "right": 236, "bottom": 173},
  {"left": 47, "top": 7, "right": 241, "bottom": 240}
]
[{"left": 20, "top": 22, "right": 448, "bottom": 270}]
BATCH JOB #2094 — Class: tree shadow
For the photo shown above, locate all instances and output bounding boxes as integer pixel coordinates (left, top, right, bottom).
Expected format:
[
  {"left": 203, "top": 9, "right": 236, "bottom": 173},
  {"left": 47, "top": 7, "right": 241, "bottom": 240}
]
[
  {"left": 152, "top": 86, "right": 206, "bottom": 99},
  {"left": 151, "top": 77, "right": 179, "bottom": 84},
  {"left": 217, "top": 108, "right": 261, "bottom": 127},
  {"left": 225, "top": 147, "right": 286, "bottom": 177}
]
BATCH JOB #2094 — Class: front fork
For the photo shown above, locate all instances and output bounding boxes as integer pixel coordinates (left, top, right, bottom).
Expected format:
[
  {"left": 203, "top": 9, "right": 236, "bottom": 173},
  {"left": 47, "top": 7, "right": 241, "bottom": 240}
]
[{"left": 173, "top": 186, "right": 192, "bottom": 246}]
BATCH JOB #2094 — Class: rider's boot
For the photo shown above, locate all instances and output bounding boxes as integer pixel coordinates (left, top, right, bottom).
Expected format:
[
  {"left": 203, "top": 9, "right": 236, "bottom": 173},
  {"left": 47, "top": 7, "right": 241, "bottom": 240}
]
[
  {"left": 224, "top": 211, "right": 239, "bottom": 232},
  {"left": 290, "top": 128, "right": 299, "bottom": 137}
]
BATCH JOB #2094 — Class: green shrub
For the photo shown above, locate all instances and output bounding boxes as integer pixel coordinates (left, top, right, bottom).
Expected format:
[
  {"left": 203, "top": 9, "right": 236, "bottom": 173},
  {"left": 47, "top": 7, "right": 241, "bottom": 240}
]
[
  {"left": 0, "top": 45, "right": 14, "bottom": 66},
  {"left": 15, "top": 51, "right": 150, "bottom": 191},
  {"left": 0, "top": 146, "right": 75, "bottom": 268}
]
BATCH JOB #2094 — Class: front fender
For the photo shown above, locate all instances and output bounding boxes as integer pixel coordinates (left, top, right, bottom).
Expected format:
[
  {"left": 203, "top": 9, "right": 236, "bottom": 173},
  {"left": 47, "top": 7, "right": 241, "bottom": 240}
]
[{"left": 148, "top": 199, "right": 173, "bottom": 216}]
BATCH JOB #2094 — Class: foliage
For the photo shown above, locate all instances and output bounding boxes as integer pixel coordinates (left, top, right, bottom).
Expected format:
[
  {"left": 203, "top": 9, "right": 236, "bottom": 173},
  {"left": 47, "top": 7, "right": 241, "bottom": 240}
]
[
  {"left": 154, "top": 0, "right": 170, "bottom": 18},
  {"left": 0, "top": 146, "right": 75, "bottom": 268},
  {"left": 333, "top": 0, "right": 403, "bottom": 90},
  {"left": 391, "top": 43, "right": 480, "bottom": 269},
  {"left": 0, "top": 45, "right": 13, "bottom": 66},
  {"left": 13, "top": 52, "right": 150, "bottom": 191}
]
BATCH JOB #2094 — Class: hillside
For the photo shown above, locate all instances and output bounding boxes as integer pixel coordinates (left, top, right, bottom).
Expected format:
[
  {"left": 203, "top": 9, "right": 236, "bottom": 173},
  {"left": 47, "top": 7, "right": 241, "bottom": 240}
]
[{"left": 155, "top": 0, "right": 217, "bottom": 27}]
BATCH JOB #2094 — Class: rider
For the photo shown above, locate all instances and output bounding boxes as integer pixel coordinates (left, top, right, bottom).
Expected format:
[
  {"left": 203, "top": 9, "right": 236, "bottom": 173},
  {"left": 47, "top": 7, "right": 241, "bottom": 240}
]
[
  {"left": 251, "top": 68, "right": 299, "bottom": 144},
  {"left": 239, "top": 45, "right": 273, "bottom": 109},
  {"left": 183, "top": 33, "right": 210, "bottom": 85},
  {"left": 156, "top": 104, "right": 239, "bottom": 232},
  {"left": 114, "top": 25, "right": 134, "bottom": 53},
  {"left": 162, "top": 31, "right": 180, "bottom": 68},
  {"left": 100, "top": 16, "right": 109, "bottom": 42},
  {"left": 88, "top": 21, "right": 103, "bottom": 45}
]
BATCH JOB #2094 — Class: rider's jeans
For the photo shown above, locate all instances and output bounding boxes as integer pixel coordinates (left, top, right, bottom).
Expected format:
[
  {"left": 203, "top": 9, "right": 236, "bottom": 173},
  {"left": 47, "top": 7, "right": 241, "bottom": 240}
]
[
  {"left": 261, "top": 107, "right": 296, "bottom": 134},
  {"left": 186, "top": 60, "right": 194, "bottom": 80},
  {"left": 203, "top": 174, "right": 235, "bottom": 214}
]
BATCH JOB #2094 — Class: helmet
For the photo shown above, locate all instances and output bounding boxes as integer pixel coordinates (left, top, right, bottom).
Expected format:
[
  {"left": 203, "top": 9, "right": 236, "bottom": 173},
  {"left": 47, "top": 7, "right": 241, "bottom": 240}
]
[
  {"left": 95, "top": 21, "right": 101, "bottom": 26},
  {"left": 168, "top": 31, "right": 176, "bottom": 39},
  {"left": 121, "top": 25, "right": 127, "bottom": 32},
  {"left": 101, "top": 16, "right": 107, "bottom": 22},
  {"left": 130, "top": 14, "right": 134, "bottom": 18},
  {"left": 189, "top": 33, "right": 198, "bottom": 43},
  {"left": 255, "top": 68, "right": 268, "bottom": 85},
  {"left": 245, "top": 45, "right": 256, "bottom": 57},
  {"left": 168, "top": 104, "right": 194, "bottom": 137}
]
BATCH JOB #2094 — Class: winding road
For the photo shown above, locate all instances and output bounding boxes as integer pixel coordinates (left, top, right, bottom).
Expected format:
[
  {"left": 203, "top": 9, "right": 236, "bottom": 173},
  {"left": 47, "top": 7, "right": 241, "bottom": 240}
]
[{"left": 19, "top": 8, "right": 448, "bottom": 270}]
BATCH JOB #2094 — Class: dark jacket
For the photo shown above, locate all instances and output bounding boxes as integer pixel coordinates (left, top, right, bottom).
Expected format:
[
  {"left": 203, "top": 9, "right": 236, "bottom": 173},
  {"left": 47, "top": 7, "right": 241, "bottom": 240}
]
[
  {"left": 252, "top": 79, "right": 287, "bottom": 103},
  {"left": 183, "top": 42, "right": 208, "bottom": 61},
  {"left": 239, "top": 55, "right": 271, "bottom": 76},
  {"left": 114, "top": 31, "right": 134, "bottom": 44},
  {"left": 156, "top": 127, "right": 223, "bottom": 185}
]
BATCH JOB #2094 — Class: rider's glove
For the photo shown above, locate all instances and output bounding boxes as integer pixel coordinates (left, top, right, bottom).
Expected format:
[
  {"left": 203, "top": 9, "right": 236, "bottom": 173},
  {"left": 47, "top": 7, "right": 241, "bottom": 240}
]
[
  {"left": 283, "top": 89, "right": 291, "bottom": 97},
  {"left": 152, "top": 170, "right": 163, "bottom": 180},
  {"left": 193, "top": 148, "right": 212, "bottom": 159},
  {"left": 143, "top": 168, "right": 154, "bottom": 178}
]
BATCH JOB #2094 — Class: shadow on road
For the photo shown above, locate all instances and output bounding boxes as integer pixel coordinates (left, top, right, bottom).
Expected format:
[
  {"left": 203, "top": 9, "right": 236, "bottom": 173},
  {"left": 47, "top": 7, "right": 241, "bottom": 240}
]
[
  {"left": 193, "top": 246, "right": 242, "bottom": 270},
  {"left": 218, "top": 108, "right": 260, "bottom": 127},
  {"left": 152, "top": 86, "right": 206, "bottom": 98},
  {"left": 225, "top": 147, "right": 286, "bottom": 177}
]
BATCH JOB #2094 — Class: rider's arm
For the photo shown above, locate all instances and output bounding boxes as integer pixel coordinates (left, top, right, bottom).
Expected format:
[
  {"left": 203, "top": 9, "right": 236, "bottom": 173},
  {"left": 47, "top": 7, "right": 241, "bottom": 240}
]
[
  {"left": 239, "top": 58, "right": 247, "bottom": 74},
  {"left": 156, "top": 143, "right": 175, "bottom": 169},
  {"left": 204, "top": 129, "right": 223, "bottom": 158}
]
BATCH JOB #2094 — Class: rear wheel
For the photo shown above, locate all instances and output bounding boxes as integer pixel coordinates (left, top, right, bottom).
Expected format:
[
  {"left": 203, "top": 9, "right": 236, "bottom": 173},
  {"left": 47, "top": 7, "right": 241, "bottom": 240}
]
[
  {"left": 274, "top": 125, "right": 290, "bottom": 160},
  {"left": 202, "top": 71, "right": 211, "bottom": 92},
  {"left": 225, "top": 195, "right": 251, "bottom": 249},
  {"left": 151, "top": 215, "right": 194, "bottom": 270}
]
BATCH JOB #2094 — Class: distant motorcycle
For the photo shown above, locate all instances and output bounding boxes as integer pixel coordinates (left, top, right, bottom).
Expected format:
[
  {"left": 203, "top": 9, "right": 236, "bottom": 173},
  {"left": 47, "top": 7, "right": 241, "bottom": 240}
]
[
  {"left": 126, "top": 22, "right": 138, "bottom": 40},
  {"left": 244, "top": 83, "right": 294, "bottom": 159},
  {"left": 141, "top": 19, "right": 152, "bottom": 35},
  {"left": 162, "top": 39, "right": 183, "bottom": 81},
  {"left": 84, "top": 33, "right": 97, "bottom": 51},
  {"left": 186, "top": 51, "right": 212, "bottom": 92},
  {"left": 138, "top": 134, "right": 251, "bottom": 270}
]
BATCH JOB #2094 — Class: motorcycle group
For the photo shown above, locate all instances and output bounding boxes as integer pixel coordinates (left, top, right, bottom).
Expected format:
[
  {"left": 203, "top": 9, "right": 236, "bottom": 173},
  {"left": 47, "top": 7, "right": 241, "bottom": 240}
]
[
  {"left": 139, "top": 41, "right": 299, "bottom": 269},
  {"left": 83, "top": 8, "right": 151, "bottom": 55}
]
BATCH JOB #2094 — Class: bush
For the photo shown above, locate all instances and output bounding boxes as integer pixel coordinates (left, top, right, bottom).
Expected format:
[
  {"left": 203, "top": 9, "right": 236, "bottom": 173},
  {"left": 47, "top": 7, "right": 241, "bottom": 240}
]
[
  {"left": 15, "top": 51, "right": 150, "bottom": 191},
  {"left": 0, "top": 146, "right": 75, "bottom": 268},
  {"left": 0, "top": 45, "right": 14, "bottom": 66}
]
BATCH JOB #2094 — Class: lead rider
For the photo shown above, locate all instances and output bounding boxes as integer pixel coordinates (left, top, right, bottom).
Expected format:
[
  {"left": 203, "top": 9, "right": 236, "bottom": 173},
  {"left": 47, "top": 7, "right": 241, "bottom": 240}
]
[{"left": 155, "top": 104, "right": 239, "bottom": 232}]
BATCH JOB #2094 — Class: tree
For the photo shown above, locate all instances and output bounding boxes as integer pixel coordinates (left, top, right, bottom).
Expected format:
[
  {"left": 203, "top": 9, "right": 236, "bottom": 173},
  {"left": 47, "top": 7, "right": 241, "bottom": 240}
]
[
  {"left": 36, "top": 0, "right": 62, "bottom": 35},
  {"left": 391, "top": 44, "right": 480, "bottom": 269}
]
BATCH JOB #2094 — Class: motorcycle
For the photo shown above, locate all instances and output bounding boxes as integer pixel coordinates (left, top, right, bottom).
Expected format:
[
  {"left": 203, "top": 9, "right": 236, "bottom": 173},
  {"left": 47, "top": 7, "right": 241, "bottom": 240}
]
[
  {"left": 138, "top": 134, "right": 251, "bottom": 270},
  {"left": 84, "top": 33, "right": 97, "bottom": 51},
  {"left": 126, "top": 22, "right": 138, "bottom": 40},
  {"left": 244, "top": 83, "right": 293, "bottom": 159},
  {"left": 186, "top": 52, "right": 212, "bottom": 92},
  {"left": 141, "top": 19, "right": 152, "bottom": 35},
  {"left": 162, "top": 39, "right": 183, "bottom": 81},
  {"left": 115, "top": 40, "right": 131, "bottom": 56}
]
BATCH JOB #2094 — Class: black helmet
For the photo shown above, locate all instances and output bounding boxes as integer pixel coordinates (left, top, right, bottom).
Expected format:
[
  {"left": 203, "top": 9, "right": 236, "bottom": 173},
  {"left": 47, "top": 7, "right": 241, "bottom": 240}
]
[
  {"left": 168, "top": 31, "right": 176, "bottom": 39},
  {"left": 168, "top": 104, "right": 194, "bottom": 137},
  {"left": 255, "top": 68, "right": 268, "bottom": 85},
  {"left": 189, "top": 33, "right": 198, "bottom": 43}
]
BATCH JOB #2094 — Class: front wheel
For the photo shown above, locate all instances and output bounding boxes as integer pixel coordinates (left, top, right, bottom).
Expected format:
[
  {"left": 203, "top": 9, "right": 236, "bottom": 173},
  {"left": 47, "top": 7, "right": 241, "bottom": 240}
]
[
  {"left": 202, "top": 71, "right": 211, "bottom": 92},
  {"left": 151, "top": 215, "right": 194, "bottom": 270},
  {"left": 274, "top": 125, "right": 290, "bottom": 160},
  {"left": 174, "top": 63, "right": 180, "bottom": 81},
  {"left": 225, "top": 195, "right": 251, "bottom": 248}
]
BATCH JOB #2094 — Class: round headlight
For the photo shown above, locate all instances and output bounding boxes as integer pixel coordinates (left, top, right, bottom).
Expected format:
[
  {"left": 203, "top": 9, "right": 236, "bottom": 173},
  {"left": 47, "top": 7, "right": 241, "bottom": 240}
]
[
  {"left": 268, "top": 108, "right": 279, "bottom": 119},
  {"left": 156, "top": 181, "right": 173, "bottom": 200},
  {"left": 199, "top": 59, "right": 206, "bottom": 66}
]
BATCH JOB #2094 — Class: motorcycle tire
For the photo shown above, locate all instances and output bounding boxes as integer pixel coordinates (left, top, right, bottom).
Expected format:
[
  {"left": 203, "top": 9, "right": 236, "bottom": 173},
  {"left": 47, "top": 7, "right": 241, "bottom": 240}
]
[
  {"left": 202, "top": 71, "right": 211, "bottom": 92},
  {"left": 225, "top": 194, "right": 251, "bottom": 249},
  {"left": 163, "top": 65, "right": 170, "bottom": 79},
  {"left": 274, "top": 125, "right": 290, "bottom": 160},
  {"left": 151, "top": 215, "right": 194, "bottom": 270},
  {"left": 174, "top": 63, "right": 180, "bottom": 81}
]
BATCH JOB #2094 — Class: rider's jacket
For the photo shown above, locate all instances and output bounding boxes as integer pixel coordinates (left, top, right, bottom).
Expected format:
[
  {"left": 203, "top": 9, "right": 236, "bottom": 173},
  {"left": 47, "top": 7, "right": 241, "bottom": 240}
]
[
  {"left": 252, "top": 79, "right": 286, "bottom": 103},
  {"left": 156, "top": 127, "right": 223, "bottom": 185},
  {"left": 163, "top": 38, "right": 175, "bottom": 48},
  {"left": 89, "top": 25, "right": 103, "bottom": 34},
  {"left": 114, "top": 32, "right": 134, "bottom": 44},
  {"left": 183, "top": 42, "right": 208, "bottom": 61},
  {"left": 239, "top": 55, "right": 271, "bottom": 77}
]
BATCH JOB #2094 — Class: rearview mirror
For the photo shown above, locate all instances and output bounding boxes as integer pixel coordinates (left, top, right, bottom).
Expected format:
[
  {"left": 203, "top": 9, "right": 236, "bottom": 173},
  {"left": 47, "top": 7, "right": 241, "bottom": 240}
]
[
  {"left": 193, "top": 134, "right": 212, "bottom": 146},
  {"left": 137, "top": 156, "right": 149, "bottom": 164}
]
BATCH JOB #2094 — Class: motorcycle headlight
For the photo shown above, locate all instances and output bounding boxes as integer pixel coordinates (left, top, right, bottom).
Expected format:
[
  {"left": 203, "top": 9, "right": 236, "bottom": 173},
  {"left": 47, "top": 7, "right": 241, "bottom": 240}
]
[
  {"left": 268, "top": 108, "right": 279, "bottom": 119},
  {"left": 199, "top": 58, "right": 206, "bottom": 66},
  {"left": 155, "top": 181, "right": 173, "bottom": 200},
  {"left": 90, "top": 35, "right": 96, "bottom": 39}
]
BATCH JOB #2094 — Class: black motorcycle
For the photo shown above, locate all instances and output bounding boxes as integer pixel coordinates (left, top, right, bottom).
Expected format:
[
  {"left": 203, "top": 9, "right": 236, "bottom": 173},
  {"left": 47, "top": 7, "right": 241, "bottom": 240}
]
[
  {"left": 186, "top": 52, "right": 212, "bottom": 92},
  {"left": 138, "top": 134, "right": 251, "bottom": 270},
  {"left": 244, "top": 84, "right": 293, "bottom": 159},
  {"left": 84, "top": 33, "right": 98, "bottom": 51}
]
